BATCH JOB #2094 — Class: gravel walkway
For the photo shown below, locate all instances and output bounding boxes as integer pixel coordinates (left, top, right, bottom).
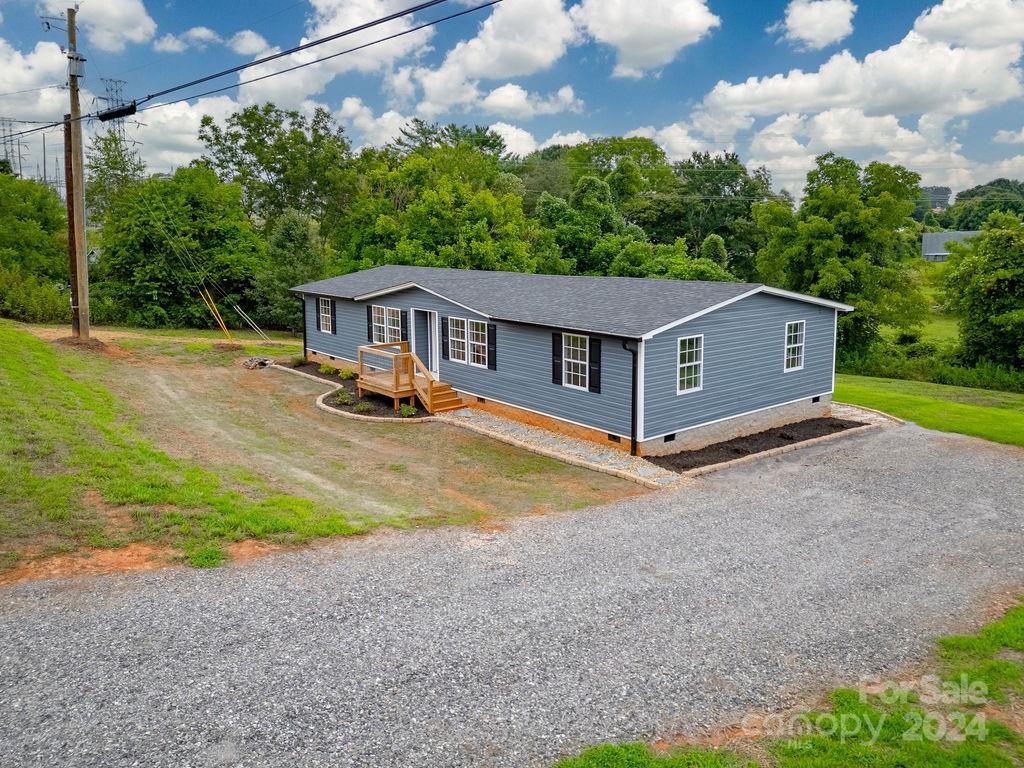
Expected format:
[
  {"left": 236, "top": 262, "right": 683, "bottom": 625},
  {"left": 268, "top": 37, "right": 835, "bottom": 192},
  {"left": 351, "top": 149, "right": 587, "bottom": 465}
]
[{"left": 2, "top": 424, "right": 1023, "bottom": 768}]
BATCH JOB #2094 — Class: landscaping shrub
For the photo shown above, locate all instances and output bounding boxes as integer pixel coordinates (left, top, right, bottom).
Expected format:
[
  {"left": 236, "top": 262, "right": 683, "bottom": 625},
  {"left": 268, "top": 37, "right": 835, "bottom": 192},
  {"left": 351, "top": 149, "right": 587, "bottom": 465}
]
[
  {"left": 335, "top": 390, "right": 353, "bottom": 406},
  {"left": 319, "top": 364, "right": 338, "bottom": 375},
  {"left": 290, "top": 355, "right": 305, "bottom": 367},
  {"left": 339, "top": 368, "right": 356, "bottom": 380},
  {"left": 0, "top": 265, "right": 69, "bottom": 323},
  {"left": 353, "top": 401, "right": 373, "bottom": 414},
  {"left": 399, "top": 404, "right": 418, "bottom": 418},
  {"left": 840, "top": 341, "right": 1024, "bottom": 393}
]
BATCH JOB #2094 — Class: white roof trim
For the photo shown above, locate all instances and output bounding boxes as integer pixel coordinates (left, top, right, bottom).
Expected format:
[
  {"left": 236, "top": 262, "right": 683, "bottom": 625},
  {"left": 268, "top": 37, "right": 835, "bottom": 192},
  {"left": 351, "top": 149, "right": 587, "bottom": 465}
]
[
  {"left": 352, "top": 282, "right": 491, "bottom": 318},
  {"left": 758, "top": 286, "right": 854, "bottom": 312},
  {"left": 641, "top": 287, "right": 762, "bottom": 340},
  {"left": 640, "top": 285, "right": 853, "bottom": 340}
]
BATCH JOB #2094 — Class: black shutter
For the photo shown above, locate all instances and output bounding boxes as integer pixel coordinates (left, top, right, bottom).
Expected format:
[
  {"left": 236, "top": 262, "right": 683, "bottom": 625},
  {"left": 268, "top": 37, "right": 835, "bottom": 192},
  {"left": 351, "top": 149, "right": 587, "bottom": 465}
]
[
  {"left": 400, "top": 310, "right": 410, "bottom": 342},
  {"left": 441, "top": 317, "right": 450, "bottom": 360},
  {"left": 551, "top": 332, "right": 563, "bottom": 385},
  {"left": 365, "top": 305, "right": 373, "bottom": 341},
  {"left": 330, "top": 300, "right": 337, "bottom": 335},
  {"left": 486, "top": 323, "right": 497, "bottom": 370},
  {"left": 588, "top": 338, "right": 602, "bottom": 394},
  {"left": 315, "top": 298, "right": 321, "bottom": 332}
]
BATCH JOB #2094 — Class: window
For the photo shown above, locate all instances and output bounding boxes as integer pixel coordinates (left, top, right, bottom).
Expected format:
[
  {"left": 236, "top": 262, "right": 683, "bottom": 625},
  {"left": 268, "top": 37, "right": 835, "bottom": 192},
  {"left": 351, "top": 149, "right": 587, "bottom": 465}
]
[
  {"left": 386, "top": 307, "right": 402, "bottom": 343},
  {"left": 563, "top": 333, "right": 589, "bottom": 390},
  {"left": 319, "top": 298, "right": 332, "bottom": 334},
  {"left": 785, "top": 320, "right": 805, "bottom": 371},
  {"left": 448, "top": 317, "right": 467, "bottom": 363},
  {"left": 677, "top": 335, "right": 703, "bottom": 394},
  {"left": 468, "top": 320, "right": 488, "bottom": 367},
  {"left": 371, "top": 305, "right": 402, "bottom": 344}
]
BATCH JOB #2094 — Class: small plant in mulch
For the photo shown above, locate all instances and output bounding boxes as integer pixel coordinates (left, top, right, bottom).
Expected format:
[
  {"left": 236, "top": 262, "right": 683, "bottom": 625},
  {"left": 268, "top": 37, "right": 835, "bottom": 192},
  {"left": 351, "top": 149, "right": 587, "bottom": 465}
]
[
  {"left": 290, "top": 355, "right": 306, "bottom": 367},
  {"left": 335, "top": 389, "right": 354, "bottom": 407},
  {"left": 319, "top": 364, "right": 339, "bottom": 375},
  {"left": 399, "top": 403, "right": 418, "bottom": 418},
  {"left": 339, "top": 368, "right": 357, "bottom": 380},
  {"left": 352, "top": 401, "right": 374, "bottom": 415}
]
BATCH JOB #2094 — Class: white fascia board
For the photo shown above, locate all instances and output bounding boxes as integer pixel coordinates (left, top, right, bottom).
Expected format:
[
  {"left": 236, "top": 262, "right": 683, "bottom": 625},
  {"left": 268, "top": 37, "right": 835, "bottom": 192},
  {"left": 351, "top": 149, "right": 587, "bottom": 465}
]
[
  {"left": 352, "top": 282, "right": 491, "bottom": 319},
  {"left": 758, "top": 286, "right": 854, "bottom": 312},
  {"left": 640, "top": 287, "right": 762, "bottom": 340}
]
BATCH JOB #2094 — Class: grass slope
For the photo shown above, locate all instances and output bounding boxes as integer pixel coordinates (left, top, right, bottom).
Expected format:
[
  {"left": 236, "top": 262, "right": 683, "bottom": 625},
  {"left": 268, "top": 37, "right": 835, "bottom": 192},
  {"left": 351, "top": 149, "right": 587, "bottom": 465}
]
[
  {"left": 835, "top": 374, "right": 1024, "bottom": 448},
  {"left": 556, "top": 604, "right": 1024, "bottom": 767},
  {"left": 0, "top": 323, "right": 365, "bottom": 568}
]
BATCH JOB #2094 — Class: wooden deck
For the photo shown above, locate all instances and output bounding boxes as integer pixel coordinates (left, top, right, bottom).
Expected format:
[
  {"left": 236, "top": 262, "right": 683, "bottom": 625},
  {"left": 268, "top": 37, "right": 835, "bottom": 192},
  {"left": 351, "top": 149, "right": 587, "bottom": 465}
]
[{"left": 357, "top": 342, "right": 465, "bottom": 414}]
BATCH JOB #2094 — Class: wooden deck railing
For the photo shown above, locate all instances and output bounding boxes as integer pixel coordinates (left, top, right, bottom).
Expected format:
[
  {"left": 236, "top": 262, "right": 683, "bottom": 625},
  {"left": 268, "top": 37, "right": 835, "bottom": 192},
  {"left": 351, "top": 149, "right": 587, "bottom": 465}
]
[{"left": 356, "top": 342, "right": 446, "bottom": 412}]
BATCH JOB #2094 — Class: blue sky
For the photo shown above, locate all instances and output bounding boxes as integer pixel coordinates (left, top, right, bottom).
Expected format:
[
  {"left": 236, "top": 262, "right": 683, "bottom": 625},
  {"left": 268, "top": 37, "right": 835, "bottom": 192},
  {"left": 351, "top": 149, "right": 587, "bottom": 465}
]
[{"left": 1, "top": 0, "right": 1022, "bottom": 195}]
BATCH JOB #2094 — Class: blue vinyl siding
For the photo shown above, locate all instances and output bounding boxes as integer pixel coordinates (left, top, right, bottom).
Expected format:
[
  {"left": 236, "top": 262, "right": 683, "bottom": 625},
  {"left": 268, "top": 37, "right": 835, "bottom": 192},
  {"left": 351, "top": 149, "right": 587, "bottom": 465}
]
[
  {"left": 642, "top": 293, "right": 836, "bottom": 439},
  {"left": 303, "top": 288, "right": 634, "bottom": 436}
]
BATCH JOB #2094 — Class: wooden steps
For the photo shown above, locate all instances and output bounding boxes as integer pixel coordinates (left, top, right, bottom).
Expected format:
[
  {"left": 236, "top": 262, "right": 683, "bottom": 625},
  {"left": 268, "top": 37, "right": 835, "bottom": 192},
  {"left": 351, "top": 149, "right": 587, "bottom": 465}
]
[{"left": 426, "top": 383, "right": 465, "bottom": 413}]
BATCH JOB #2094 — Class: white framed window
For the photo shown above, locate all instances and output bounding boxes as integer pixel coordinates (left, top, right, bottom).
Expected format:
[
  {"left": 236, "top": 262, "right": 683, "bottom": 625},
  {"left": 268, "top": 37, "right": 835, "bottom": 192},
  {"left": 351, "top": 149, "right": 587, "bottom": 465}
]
[
  {"left": 371, "top": 305, "right": 402, "bottom": 344},
  {"left": 563, "top": 333, "right": 589, "bottom": 390},
  {"left": 785, "top": 320, "right": 805, "bottom": 371},
  {"left": 448, "top": 317, "right": 467, "bottom": 363},
  {"left": 677, "top": 335, "right": 703, "bottom": 394},
  {"left": 386, "top": 307, "right": 402, "bottom": 343},
  {"left": 319, "top": 297, "right": 333, "bottom": 334},
  {"left": 468, "top": 320, "right": 488, "bottom": 367}
]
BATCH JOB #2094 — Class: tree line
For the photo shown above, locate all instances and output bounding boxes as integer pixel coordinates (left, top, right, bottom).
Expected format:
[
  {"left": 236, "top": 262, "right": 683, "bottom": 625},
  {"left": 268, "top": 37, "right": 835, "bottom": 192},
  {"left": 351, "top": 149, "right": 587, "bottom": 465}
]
[{"left": 0, "top": 102, "right": 1021, "bottom": 377}]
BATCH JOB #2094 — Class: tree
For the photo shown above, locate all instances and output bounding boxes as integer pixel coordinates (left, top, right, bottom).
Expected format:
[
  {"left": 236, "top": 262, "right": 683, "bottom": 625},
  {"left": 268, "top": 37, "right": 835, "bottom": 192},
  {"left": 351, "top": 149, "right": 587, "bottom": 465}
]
[
  {"left": 86, "top": 128, "right": 146, "bottom": 221},
  {"left": 93, "top": 166, "right": 265, "bottom": 327},
  {"left": 626, "top": 152, "right": 776, "bottom": 280},
  {"left": 514, "top": 145, "right": 574, "bottom": 215},
  {"left": 564, "top": 137, "right": 674, "bottom": 190},
  {"left": 536, "top": 175, "right": 630, "bottom": 274},
  {"left": 943, "top": 178, "right": 1024, "bottom": 230},
  {"left": 606, "top": 236, "right": 738, "bottom": 281},
  {"left": 0, "top": 172, "right": 66, "bottom": 279},
  {"left": 753, "top": 153, "right": 927, "bottom": 354},
  {"left": 945, "top": 212, "right": 1024, "bottom": 368},
  {"left": 699, "top": 234, "right": 728, "bottom": 267},
  {"left": 0, "top": 158, "right": 13, "bottom": 175},
  {"left": 199, "top": 103, "right": 354, "bottom": 239},
  {"left": 392, "top": 119, "right": 507, "bottom": 157},
  {"left": 245, "top": 210, "right": 324, "bottom": 332},
  {"left": 330, "top": 146, "right": 561, "bottom": 274}
]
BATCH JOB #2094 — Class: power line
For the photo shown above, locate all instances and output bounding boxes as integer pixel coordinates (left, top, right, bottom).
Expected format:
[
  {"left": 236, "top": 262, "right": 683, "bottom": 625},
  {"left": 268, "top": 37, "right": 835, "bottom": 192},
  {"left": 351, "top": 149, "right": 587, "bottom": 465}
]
[
  {"left": 0, "top": 84, "right": 67, "bottom": 98},
  {"left": 139, "top": 0, "right": 502, "bottom": 113}
]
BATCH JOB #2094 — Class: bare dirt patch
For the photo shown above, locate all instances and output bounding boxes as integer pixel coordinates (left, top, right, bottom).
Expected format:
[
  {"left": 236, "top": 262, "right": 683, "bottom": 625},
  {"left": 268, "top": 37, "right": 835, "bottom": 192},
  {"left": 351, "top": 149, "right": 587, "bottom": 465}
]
[
  {"left": 0, "top": 543, "right": 173, "bottom": 588},
  {"left": 648, "top": 417, "right": 864, "bottom": 472}
]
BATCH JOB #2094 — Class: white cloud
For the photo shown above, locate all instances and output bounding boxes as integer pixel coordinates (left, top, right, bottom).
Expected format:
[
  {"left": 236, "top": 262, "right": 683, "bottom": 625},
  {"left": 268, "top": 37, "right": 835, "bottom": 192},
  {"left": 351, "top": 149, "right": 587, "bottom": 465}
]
[
  {"left": 40, "top": 0, "right": 156, "bottom": 53},
  {"left": 570, "top": 0, "right": 720, "bottom": 77},
  {"left": 229, "top": 30, "right": 270, "bottom": 56},
  {"left": 488, "top": 123, "right": 589, "bottom": 156},
  {"left": 913, "top": 0, "right": 1024, "bottom": 47},
  {"left": 240, "top": 0, "right": 435, "bottom": 109},
  {"left": 480, "top": 84, "right": 582, "bottom": 118},
  {"left": 153, "top": 34, "right": 187, "bottom": 54},
  {"left": 627, "top": 123, "right": 729, "bottom": 160},
  {"left": 182, "top": 27, "right": 222, "bottom": 47},
  {"left": 995, "top": 127, "right": 1024, "bottom": 144},
  {"left": 337, "top": 97, "right": 410, "bottom": 146},
  {"left": 414, "top": 0, "right": 577, "bottom": 117},
  {"left": 769, "top": 0, "right": 857, "bottom": 51},
  {"left": 126, "top": 96, "right": 240, "bottom": 170}
]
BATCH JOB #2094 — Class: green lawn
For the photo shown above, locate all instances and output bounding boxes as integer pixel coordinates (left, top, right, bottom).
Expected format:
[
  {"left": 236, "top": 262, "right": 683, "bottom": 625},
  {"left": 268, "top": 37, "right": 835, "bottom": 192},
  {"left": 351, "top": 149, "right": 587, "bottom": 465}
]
[
  {"left": 835, "top": 374, "right": 1024, "bottom": 448},
  {"left": 0, "top": 322, "right": 366, "bottom": 568},
  {"left": 556, "top": 603, "right": 1024, "bottom": 768}
]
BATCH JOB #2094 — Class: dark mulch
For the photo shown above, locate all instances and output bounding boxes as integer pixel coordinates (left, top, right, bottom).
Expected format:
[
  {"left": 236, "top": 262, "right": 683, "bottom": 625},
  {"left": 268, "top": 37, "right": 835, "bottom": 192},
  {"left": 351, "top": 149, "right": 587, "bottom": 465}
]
[
  {"left": 647, "top": 417, "right": 865, "bottom": 473},
  {"left": 291, "top": 362, "right": 427, "bottom": 420}
]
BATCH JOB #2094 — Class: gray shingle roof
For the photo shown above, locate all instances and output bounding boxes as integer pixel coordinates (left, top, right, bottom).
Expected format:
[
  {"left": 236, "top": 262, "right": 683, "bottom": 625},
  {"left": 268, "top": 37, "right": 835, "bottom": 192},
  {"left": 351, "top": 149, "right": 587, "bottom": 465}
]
[
  {"left": 922, "top": 230, "right": 980, "bottom": 257},
  {"left": 292, "top": 266, "right": 843, "bottom": 338}
]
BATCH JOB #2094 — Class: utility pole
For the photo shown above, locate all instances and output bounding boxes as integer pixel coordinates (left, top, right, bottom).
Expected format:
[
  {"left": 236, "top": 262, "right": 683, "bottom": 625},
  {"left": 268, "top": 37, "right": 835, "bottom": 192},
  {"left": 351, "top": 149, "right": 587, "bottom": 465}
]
[
  {"left": 66, "top": 6, "right": 90, "bottom": 339},
  {"left": 64, "top": 114, "right": 80, "bottom": 337}
]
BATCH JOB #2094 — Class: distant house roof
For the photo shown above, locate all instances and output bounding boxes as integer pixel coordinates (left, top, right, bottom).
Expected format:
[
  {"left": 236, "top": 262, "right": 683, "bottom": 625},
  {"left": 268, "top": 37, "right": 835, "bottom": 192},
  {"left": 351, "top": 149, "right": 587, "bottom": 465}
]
[
  {"left": 922, "top": 230, "right": 980, "bottom": 258},
  {"left": 292, "top": 265, "right": 853, "bottom": 339}
]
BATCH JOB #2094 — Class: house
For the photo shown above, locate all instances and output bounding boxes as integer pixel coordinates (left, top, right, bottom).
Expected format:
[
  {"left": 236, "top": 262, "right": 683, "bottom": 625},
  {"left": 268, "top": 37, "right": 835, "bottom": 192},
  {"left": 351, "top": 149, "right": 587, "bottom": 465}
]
[
  {"left": 922, "top": 230, "right": 979, "bottom": 262},
  {"left": 291, "top": 266, "right": 853, "bottom": 456}
]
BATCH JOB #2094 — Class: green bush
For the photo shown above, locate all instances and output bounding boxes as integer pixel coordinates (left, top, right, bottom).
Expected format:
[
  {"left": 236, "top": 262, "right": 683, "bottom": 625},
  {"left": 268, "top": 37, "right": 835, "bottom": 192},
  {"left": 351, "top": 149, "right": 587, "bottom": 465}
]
[
  {"left": 339, "top": 368, "right": 357, "bottom": 380},
  {"left": 840, "top": 342, "right": 1024, "bottom": 393},
  {"left": 290, "top": 355, "right": 306, "bottom": 367},
  {"left": 319, "top": 364, "right": 338, "bottom": 375},
  {"left": 0, "top": 265, "right": 69, "bottom": 323},
  {"left": 399, "top": 403, "right": 418, "bottom": 418},
  {"left": 352, "top": 401, "right": 373, "bottom": 414},
  {"left": 334, "top": 390, "right": 354, "bottom": 406}
]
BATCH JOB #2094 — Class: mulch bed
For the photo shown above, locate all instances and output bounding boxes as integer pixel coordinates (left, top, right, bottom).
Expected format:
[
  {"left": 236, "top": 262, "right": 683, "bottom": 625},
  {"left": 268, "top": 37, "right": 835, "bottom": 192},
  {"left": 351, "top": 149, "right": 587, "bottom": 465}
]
[
  {"left": 289, "top": 362, "right": 428, "bottom": 420},
  {"left": 647, "top": 417, "right": 865, "bottom": 473}
]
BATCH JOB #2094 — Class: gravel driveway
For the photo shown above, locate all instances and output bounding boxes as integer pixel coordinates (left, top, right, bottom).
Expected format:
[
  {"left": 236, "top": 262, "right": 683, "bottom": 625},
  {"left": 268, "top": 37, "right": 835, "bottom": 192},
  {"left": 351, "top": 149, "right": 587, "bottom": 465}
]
[{"left": 2, "top": 424, "right": 1023, "bottom": 767}]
